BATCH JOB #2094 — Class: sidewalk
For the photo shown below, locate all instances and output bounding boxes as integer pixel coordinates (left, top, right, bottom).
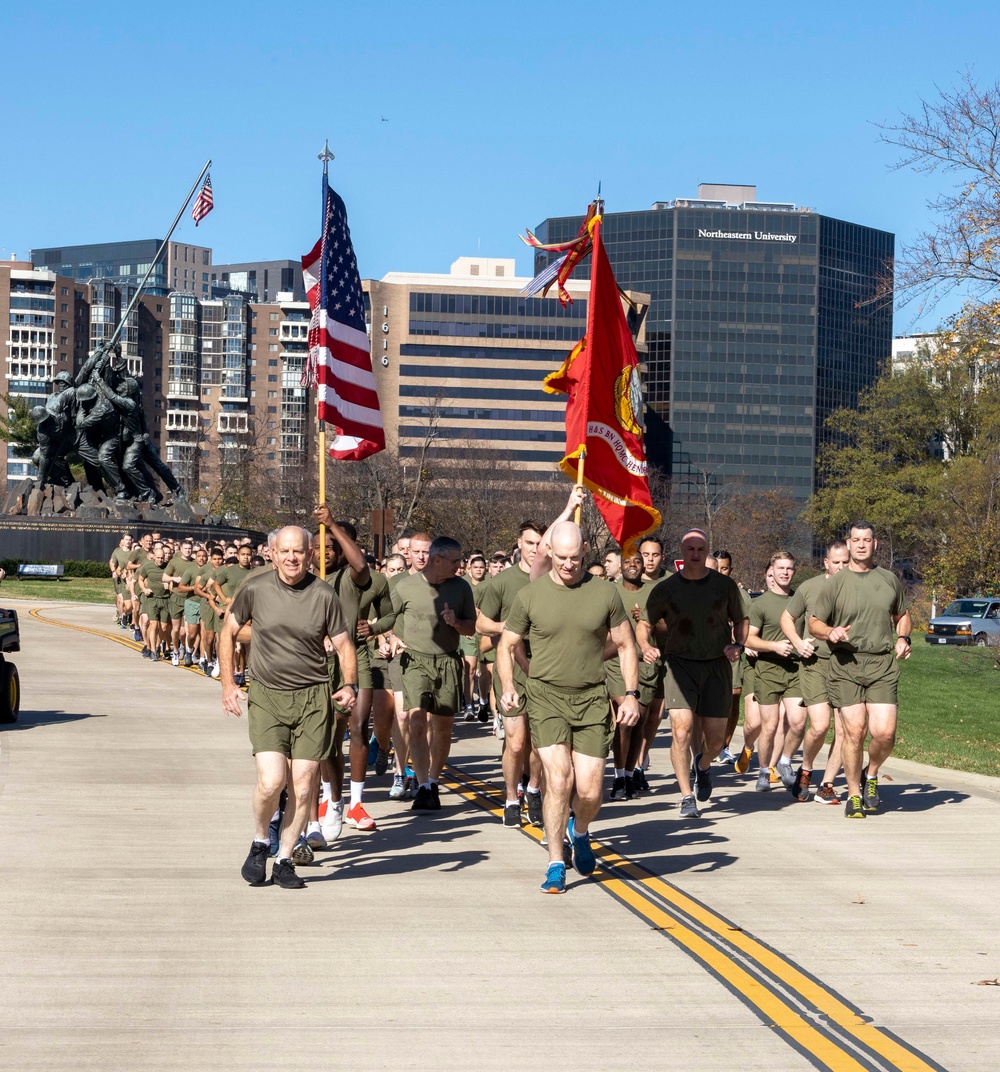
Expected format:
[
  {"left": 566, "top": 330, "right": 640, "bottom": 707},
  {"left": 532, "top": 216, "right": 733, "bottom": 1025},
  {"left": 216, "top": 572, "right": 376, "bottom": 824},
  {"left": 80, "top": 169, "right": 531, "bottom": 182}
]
[{"left": 1, "top": 599, "right": 995, "bottom": 1072}]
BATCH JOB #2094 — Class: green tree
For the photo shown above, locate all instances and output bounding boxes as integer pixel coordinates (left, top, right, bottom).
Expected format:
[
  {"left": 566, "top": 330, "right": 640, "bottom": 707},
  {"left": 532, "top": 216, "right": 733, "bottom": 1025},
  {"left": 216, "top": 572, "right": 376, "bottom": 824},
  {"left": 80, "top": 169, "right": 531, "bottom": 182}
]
[{"left": 0, "top": 394, "right": 38, "bottom": 458}]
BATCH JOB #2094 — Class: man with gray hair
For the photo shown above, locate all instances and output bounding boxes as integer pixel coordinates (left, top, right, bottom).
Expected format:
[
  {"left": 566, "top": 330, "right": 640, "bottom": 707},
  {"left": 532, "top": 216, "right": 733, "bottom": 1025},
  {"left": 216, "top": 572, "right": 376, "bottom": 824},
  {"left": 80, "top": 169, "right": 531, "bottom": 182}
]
[
  {"left": 221, "top": 526, "right": 358, "bottom": 889},
  {"left": 390, "top": 535, "right": 477, "bottom": 812}
]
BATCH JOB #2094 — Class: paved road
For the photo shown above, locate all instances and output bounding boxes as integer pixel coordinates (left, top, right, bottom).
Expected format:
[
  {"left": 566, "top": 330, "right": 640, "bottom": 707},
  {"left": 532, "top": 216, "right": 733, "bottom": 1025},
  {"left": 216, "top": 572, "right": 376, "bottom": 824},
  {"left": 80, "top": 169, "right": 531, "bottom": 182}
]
[{"left": 1, "top": 599, "right": 996, "bottom": 1072}]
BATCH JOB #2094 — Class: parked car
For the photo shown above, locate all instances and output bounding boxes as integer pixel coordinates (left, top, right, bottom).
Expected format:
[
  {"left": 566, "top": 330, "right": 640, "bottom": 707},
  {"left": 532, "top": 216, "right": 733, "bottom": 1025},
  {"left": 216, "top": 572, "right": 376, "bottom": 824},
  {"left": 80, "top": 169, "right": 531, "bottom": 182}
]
[
  {"left": 0, "top": 606, "right": 20, "bottom": 722},
  {"left": 925, "top": 598, "right": 1000, "bottom": 647}
]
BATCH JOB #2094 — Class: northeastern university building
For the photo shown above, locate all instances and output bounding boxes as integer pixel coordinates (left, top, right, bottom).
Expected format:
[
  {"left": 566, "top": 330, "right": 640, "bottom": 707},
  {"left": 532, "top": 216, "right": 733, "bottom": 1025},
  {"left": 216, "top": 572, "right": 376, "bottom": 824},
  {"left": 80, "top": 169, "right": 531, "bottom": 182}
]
[{"left": 533, "top": 184, "right": 894, "bottom": 504}]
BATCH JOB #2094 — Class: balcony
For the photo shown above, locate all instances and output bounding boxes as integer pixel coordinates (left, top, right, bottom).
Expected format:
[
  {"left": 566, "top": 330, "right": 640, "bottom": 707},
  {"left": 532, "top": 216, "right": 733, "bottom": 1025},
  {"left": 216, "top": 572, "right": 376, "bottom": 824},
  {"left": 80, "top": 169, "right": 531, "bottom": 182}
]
[
  {"left": 166, "top": 381, "right": 198, "bottom": 400},
  {"left": 279, "top": 321, "right": 310, "bottom": 342},
  {"left": 165, "top": 410, "right": 201, "bottom": 432},
  {"left": 217, "top": 412, "right": 249, "bottom": 435}
]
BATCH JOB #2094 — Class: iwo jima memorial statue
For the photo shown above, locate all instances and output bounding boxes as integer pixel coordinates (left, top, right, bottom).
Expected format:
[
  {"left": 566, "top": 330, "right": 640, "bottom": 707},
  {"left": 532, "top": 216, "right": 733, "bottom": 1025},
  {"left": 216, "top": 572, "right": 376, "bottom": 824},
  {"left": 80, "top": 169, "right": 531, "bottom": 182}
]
[{"left": 1, "top": 160, "right": 263, "bottom": 558}]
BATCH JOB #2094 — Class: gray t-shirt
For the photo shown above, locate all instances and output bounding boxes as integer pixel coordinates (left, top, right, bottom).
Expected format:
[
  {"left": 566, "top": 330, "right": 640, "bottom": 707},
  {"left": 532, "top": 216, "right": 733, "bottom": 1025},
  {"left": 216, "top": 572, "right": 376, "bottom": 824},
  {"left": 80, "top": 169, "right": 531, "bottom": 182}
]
[
  {"left": 229, "top": 570, "right": 347, "bottom": 690},
  {"left": 390, "top": 573, "right": 476, "bottom": 656}
]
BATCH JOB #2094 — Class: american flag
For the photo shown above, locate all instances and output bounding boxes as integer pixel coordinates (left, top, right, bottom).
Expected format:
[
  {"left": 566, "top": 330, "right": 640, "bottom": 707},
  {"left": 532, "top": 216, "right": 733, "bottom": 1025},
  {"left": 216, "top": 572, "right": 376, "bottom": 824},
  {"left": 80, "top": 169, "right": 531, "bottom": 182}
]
[
  {"left": 301, "top": 176, "right": 384, "bottom": 460},
  {"left": 192, "top": 174, "right": 214, "bottom": 226}
]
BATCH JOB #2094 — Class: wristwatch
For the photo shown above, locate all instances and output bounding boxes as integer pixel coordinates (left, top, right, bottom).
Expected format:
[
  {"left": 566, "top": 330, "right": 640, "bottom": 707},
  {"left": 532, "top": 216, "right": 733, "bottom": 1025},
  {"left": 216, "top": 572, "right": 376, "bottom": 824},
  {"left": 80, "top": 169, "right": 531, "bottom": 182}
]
[
  {"left": 625, "top": 689, "right": 641, "bottom": 699},
  {"left": 345, "top": 683, "right": 359, "bottom": 695},
  {"left": 898, "top": 636, "right": 911, "bottom": 646}
]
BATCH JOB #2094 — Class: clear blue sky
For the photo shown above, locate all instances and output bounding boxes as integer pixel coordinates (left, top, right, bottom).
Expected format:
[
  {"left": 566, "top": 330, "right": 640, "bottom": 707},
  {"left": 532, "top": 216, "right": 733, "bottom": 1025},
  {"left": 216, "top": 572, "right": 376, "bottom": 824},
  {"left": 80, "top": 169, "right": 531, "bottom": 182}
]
[{"left": 3, "top": 0, "right": 998, "bottom": 332}]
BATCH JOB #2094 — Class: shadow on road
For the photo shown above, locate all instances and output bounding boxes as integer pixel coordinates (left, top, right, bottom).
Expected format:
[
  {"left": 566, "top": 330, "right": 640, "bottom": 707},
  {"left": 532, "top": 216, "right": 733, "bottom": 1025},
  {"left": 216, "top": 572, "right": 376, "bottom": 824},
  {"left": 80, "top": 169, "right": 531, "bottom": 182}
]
[{"left": 2, "top": 709, "right": 106, "bottom": 731}]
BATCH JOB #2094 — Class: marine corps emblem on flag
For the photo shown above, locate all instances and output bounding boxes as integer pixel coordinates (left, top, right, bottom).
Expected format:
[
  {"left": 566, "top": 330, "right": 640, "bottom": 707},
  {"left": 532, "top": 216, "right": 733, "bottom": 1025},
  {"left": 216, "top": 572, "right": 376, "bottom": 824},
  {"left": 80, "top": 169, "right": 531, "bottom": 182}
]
[{"left": 614, "top": 365, "right": 644, "bottom": 437}]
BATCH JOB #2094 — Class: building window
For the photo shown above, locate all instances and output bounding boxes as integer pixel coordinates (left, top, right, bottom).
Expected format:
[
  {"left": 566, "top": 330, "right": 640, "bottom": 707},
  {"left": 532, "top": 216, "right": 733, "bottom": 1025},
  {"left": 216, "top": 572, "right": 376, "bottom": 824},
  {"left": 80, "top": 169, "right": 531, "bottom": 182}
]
[
  {"left": 268, "top": 344, "right": 278, "bottom": 352},
  {"left": 269, "top": 312, "right": 279, "bottom": 321},
  {"left": 268, "top": 328, "right": 278, "bottom": 336}
]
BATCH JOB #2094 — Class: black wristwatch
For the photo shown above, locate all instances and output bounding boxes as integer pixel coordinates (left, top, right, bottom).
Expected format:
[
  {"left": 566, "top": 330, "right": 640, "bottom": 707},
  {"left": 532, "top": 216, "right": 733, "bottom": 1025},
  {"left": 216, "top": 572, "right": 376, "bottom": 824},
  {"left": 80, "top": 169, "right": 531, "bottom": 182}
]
[
  {"left": 625, "top": 689, "right": 641, "bottom": 699},
  {"left": 345, "top": 683, "right": 359, "bottom": 695},
  {"left": 898, "top": 636, "right": 911, "bottom": 646}
]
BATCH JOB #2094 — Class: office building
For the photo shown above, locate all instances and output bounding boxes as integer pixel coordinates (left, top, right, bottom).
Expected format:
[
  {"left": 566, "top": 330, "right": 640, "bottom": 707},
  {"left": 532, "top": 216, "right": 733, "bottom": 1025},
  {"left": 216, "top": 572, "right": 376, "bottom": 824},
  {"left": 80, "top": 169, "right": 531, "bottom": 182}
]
[
  {"left": 210, "top": 260, "right": 305, "bottom": 303},
  {"left": 363, "top": 256, "right": 645, "bottom": 476},
  {"left": 534, "top": 184, "right": 894, "bottom": 502},
  {"left": 31, "top": 240, "right": 213, "bottom": 297}
]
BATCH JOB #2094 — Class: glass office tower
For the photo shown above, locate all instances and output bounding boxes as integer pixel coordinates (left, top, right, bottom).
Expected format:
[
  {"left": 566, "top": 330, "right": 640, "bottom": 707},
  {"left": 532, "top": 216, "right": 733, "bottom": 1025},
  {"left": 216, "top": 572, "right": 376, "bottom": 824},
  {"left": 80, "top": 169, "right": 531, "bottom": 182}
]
[{"left": 534, "top": 189, "right": 893, "bottom": 502}]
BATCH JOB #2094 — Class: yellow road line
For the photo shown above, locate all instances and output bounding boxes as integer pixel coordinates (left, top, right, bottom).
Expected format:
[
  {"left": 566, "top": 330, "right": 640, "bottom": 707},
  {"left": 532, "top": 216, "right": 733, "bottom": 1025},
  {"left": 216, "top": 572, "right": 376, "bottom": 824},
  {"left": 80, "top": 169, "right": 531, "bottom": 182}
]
[{"left": 443, "top": 763, "right": 945, "bottom": 1072}]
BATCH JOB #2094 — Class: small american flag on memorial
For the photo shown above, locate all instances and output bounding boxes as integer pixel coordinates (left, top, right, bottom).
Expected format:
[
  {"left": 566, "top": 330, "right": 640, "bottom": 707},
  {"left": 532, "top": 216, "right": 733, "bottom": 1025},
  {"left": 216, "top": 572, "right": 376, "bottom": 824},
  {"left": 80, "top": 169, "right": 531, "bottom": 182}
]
[
  {"left": 191, "top": 174, "right": 214, "bottom": 226},
  {"left": 301, "top": 175, "right": 384, "bottom": 461}
]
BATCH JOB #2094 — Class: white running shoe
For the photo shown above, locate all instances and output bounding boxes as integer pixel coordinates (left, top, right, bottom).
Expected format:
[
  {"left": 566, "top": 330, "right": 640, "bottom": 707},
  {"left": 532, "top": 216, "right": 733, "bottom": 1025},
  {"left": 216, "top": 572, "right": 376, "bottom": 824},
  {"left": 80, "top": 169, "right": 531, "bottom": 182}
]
[
  {"left": 210, "top": 660, "right": 221, "bottom": 679},
  {"left": 171, "top": 650, "right": 180, "bottom": 667},
  {"left": 321, "top": 800, "right": 344, "bottom": 842},
  {"left": 305, "top": 823, "right": 327, "bottom": 850}
]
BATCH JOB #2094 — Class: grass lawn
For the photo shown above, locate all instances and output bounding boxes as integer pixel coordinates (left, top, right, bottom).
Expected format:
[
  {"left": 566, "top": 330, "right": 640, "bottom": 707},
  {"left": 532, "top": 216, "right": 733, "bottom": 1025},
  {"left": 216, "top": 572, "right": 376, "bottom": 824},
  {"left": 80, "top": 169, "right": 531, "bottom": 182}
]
[
  {"left": 1, "top": 576, "right": 114, "bottom": 605},
  {"left": 895, "top": 639, "right": 1000, "bottom": 777}
]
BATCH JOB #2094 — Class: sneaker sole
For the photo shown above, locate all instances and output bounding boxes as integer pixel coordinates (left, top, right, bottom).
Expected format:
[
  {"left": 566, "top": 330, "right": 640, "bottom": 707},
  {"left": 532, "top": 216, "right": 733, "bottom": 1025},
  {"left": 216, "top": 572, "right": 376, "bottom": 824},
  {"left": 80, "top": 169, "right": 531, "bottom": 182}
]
[
  {"left": 346, "top": 818, "right": 377, "bottom": 831},
  {"left": 540, "top": 884, "right": 566, "bottom": 895}
]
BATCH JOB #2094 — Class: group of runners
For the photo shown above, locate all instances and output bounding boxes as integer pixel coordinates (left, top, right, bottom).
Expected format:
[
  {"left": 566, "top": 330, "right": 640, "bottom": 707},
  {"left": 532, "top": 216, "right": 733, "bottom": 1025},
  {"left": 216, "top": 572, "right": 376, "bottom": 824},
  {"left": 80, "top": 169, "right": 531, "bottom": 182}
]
[{"left": 108, "top": 491, "right": 912, "bottom": 894}]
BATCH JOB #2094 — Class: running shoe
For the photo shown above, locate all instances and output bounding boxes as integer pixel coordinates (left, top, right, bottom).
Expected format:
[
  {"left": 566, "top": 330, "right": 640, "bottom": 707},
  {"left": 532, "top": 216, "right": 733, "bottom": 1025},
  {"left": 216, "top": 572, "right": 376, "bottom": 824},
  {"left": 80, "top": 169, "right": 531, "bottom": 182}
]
[
  {"left": 271, "top": 859, "right": 306, "bottom": 889},
  {"left": 198, "top": 658, "right": 208, "bottom": 674},
  {"left": 734, "top": 747, "right": 753, "bottom": 775},
  {"left": 346, "top": 802, "right": 377, "bottom": 831},
  {"left": 241, "top": 840, "right": 270, "bottom": 886},
  {"left": 462, "top": 703, "right": 476, "bottom": 722},
  {"left": 234, "top": 672, "right": 246, "bottom": 688},
  {"left": 679, "top": 794, "right": 701, "bottom": 818},
  {"left": 525, "top": 790, "right": 543, "bottom": 827},
  {"left": 755, "top": 770, "right": 772, "bottom": 792},
  {"left": 210, "top": 661, "right": 221, "bottom": 679},
  {"left": 430, "top": 783, "right": 441, "bottom": 810},
  {"left": 268, "top": 815, "right": 281, "bottom": 857},
  {"left": 133, "top": 627, "right": 143, "bottom": 642},
  {"left": 388, "top": 773, "right": 407, "bottom": 801},
  {"left": 718, "top": 745, "right": 737, "bottom": 764},
  {"left": 844, "top": 794, "right": 866, "bottom": 819},
  {"left": 171, "top": 650, "right": 180, "bottom": 667},
  {"left": 609, "top": 776, "right": 627, "bottom": 801},
  {"left": 632, "top": 768, "right": 650, "bottom": 793},
  {"left": 693, "top": 752, "right": 712, "bottom": 802},
  {"left": 863, "top": 775, "right": 880, "bottom": 813},
  {"left": 567, "top": 816, "right": 596, "bottom": 876},
  {"left": 374, "top": 746, "right": 391, "bottom": 777},
  {"left": 411, "top": 785, "right": 435, "bottom": 811},
  {"left": 503, "top": 802, "right": 521, "bottom": 828},
  {"left": 814, "top": 783, "right": 840, "bottom": 805},
  {"left": 493, "top": 712, "right": 505, "bottom": 741},
  {"left": 791, "top": 767, "right": 811, "bottom": 802},
  {"left": 477, "top": 702, "right": 491, "bottom": 723},
  {"left": 182, "top": 650, "right": 193, "bottom": 668},
  {"left": 769, "top": 766, "right": 781, "bottom": 785},
  {"left": 776, "top": 758, "right": 796, "bottom": 789},
  {"left": 321, "top": 800, "right": 344, "bottom": 842},
  {"left": 140, "top": 646, "right": 150, "bottom": 658},
  {"left": 305, "top": 825, "right": 327, "bottom": 850},
  {"left": 367, "top": 735, "right": 379, "bottom": 769},
  {"left": 290, "top": 836, "right": 314, "bottom": 865},
  {"left": 540, "top": 862, "right": 566, "bottom": 894}
]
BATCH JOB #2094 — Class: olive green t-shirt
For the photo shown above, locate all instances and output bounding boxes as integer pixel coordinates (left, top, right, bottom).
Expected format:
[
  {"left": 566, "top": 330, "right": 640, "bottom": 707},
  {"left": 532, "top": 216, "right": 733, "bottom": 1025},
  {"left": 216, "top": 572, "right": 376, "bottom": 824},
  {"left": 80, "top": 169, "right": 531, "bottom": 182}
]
[
  {"left": 390, "top": 573, "right": 476, "bottom": 656},
  {"left": 608, "top": 579, "right": 660, "bottom": 690},
  {"left": 784, "top": 574, "right": 833, "bottom": 659},
  {"left": 810, "top": 566, "right": 908, "bottom": 656},
  {"left": 749, "top": 589, "right": 801, "bottom": 670},
  {"left": 110, "top": 547, "right": 130, "bottom": 575},
  {"left": 167, "top": 558, "right": 200, "bottom": 594},
  {"left": 215, "top": 564, "right": 251, "bottom": 599},
  {"left": 195, "top": 565, "right": 218, "bottom": 605},
  {"left": 127, "top": 547, "right": 150, "bottom": 571},
  {"left": 229, "top": 570, "right": 348, "bottom": 690},
  {"left": 506, "top": 572, "right": 628, "bottom": 690},
  {"left": 140, "top": 562, "right": 169, "bottom": 600},
  {"left": 328, "top": 568, "right": 394, "bottom": 637},
  {"left": 642, "top": 570, "right": 746, "bottom": 661}
]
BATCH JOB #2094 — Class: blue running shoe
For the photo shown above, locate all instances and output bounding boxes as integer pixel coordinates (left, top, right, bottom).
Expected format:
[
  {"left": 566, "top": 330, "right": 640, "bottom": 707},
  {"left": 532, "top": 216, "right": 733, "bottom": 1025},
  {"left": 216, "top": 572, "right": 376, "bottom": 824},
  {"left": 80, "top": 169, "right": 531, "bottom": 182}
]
[
  {"left": 368, "top": 735, "right": 379, "bottom": 769},
  {"left": 540, "top": 862, "right": 566, "bottom": 894},
  {"left": 567, "top": 816, "right": 597, "bottom": 876},
  {"left": 133, "top": 628, "right": 143, "bottom": 642}
]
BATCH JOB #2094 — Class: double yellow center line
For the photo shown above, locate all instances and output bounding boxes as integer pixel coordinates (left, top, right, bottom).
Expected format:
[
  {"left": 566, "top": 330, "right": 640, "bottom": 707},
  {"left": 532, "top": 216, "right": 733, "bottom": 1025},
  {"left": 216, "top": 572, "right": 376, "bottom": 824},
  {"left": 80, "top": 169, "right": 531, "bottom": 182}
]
[{"left": 442, "top": 763, "right": 945, "bottom": 1072}]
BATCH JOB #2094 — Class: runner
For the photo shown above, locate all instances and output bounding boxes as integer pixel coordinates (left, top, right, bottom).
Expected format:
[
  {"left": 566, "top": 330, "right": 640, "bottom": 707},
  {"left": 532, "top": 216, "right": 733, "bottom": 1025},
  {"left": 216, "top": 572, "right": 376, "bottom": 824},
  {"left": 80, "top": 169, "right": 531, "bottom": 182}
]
[
  {"left": 636, "top": 529, "right": 747, "bottom": 819},
  {"left": 744, "top": 552, "right": 806, "bottom": 794},
  {"left": 213, "top": 545, "right": 253, "bottom": 686},
  {"left": 779, "top": 540, "right": 850, "bottom": 802},
  {"left": 391, "top": 537, "right": 477, "bottom": 812},
  {"left": 808, "top": 522, "right": 912, "bottom": 819},
  {"left": 499, "top": 515, "right": 639, "bottom": 894},
  {"left": 222, "top": 526, "right": 357, "bottom": 889},
  {"left": 461, "top": 553, "right": 489, "bottom": 720},
  {"left": 109, "top": 534, "right": 133, "bottom": 628},
  {"left": 136, "top": 541, "right": 171, "bottom": 661},
  {"left": 603, "top": 550, "right": 622, "bottom": 583},
  {"left": 163, "top": 539, "right": 196, "bottom": 665},
  {"left": 194, "top": 546, "right": 226, "bottom": 676}
]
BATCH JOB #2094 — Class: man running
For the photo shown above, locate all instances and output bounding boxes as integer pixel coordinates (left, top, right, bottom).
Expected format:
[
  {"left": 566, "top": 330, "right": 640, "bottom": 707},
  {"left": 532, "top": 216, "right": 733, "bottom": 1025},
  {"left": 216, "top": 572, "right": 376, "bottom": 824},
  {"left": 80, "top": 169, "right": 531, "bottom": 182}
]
[
  {"left": 391, "top": 537, "right": 477, "bottom": 812},
  {"left": 109, "top": 534, "right": 133, "bottom": 628},
  {"left": 637, "top": 529, "right": 748, "bottom": 819},
  {"left": 779, "top": 540, "right": 850, "bottom": 802},
  {"left": 808, "top": 522, "right": 911, "bottom": 819},
  {"left": 499, "top": 516, "right": 639, "bottom": 895},
  {"left": 222, "top": 526, "right": 357, "bottom": 889}
]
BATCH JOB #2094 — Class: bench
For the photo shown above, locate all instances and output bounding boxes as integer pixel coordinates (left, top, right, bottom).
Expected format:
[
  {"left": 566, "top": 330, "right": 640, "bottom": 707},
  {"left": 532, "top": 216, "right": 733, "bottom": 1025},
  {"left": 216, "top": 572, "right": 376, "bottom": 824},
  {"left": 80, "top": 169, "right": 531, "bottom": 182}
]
[{"left": 16, "top": 564, "right": 65, "bottom": 580}]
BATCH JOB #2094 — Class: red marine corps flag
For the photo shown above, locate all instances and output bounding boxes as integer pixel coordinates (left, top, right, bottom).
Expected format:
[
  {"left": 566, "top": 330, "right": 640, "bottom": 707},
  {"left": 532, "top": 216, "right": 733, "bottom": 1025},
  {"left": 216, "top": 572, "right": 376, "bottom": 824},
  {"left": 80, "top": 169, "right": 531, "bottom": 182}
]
[
  {"left": 301, "top": 171, "right": 384, "bottom": 461},
  {"left": 542, "top": 208, "right": 661, "bottom": 550}
]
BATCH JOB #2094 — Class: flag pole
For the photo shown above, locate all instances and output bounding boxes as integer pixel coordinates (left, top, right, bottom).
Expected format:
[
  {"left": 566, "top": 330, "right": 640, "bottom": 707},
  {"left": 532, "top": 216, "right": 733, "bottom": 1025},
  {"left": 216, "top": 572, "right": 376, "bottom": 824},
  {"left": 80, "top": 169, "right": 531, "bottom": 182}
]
[
  {"left": 316, "top": 140, "right": 334, "bottom": 579},
  {"left": 107, "top": 159, "right": 212, "bottom": 352},
  {"left": 574, "top": 448, "right": 586, "bottom": 524}
]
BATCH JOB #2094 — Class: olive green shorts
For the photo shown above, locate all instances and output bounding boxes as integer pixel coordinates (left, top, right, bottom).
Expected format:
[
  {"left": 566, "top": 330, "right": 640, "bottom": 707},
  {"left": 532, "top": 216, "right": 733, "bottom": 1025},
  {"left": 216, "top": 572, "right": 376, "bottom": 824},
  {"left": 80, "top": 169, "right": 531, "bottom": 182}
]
[
  {"left": 400, "top": 649, "right": 462, "bottom": 716},
  {"left": 732, "top": 652, "right": 745, "bottom": 691},
  {"left": 525, "top": 679, "right": 612, "bottom": 759},
  {"left": 387, "top": 654, "right": 403, "bottom": 693},
  {"left": 200, "top": 602, "right": 220, "bottom": 633},
  {"left": 183, "top": 597, "right": 202, "bottom": 626},
  {"left": 798, "top": 655, "right": 832, "bottom": 707},
  {"left": 370, "top": 654, "right": 390, "bottom": 691},
  {"left": 168, "top": 591, "right": 185, "bottom": 619},
  {"left": 326, "top": 644, "right": 374, "bottom": 692},
  {"left": 146, "top": 595, "right": 171, "bottom": 625},
  {"left": 605, "top": 649, "right": 654, "bottom": 708},
  {"left": 663, "top": 655, "right": 733, "bottom": 719},
  {"left": 247, "top": 680, "right": 332, "bottom": 760},
  {"left": 137, "top": 592, "right": 148, "bottom": 619},
  {"left": 460, "top": 633, "right": 480, "bottom": 658},
  {"left": 827, "top": 651, "right": 899, "bottom": 707},
  {"left": 753, "top": 657, "right": 801, "bottom": 706},
  {"left": 494, "top": 662, "right": 528, "bottom": 717},
  {"left": 743, "top": 660, "right": 755, "bottom": 697}
]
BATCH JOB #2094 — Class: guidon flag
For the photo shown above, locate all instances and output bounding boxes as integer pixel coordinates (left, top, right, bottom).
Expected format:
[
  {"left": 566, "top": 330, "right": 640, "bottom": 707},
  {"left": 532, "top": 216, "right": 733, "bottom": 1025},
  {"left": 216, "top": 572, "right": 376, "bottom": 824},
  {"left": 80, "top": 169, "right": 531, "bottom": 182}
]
[
  {"left": 301, "top": 175, "right": 384, "bottom": 461},
  {"left": 542, "top": 210, "right": 661, "bottom": 551}
]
